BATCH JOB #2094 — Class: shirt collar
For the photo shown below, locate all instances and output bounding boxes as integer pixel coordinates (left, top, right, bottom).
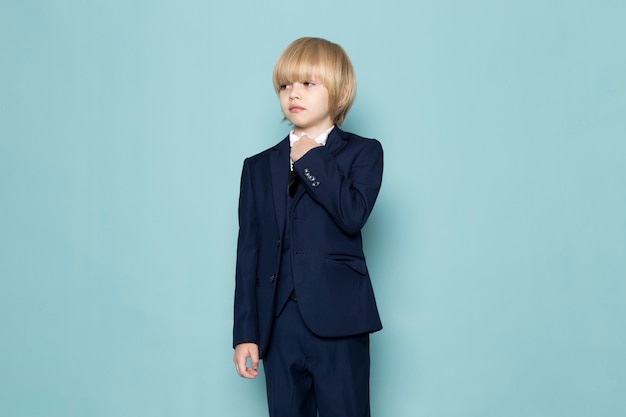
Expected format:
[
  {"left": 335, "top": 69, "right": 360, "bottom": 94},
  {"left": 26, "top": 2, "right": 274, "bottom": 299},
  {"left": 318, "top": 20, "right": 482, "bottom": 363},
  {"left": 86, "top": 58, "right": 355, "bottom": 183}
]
[{"left": 289, "top": 125, "right": 335, "bottom": 147}]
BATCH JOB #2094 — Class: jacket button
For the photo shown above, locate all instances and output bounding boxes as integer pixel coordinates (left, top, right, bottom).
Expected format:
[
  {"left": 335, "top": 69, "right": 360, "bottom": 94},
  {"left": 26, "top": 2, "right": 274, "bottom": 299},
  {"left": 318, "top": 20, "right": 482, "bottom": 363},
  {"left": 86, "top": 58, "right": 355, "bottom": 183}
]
[
  {"left": 304, "top": 168, "right": 310, "bottom": 174},
  {"left": 311, "top": 181, "right": 320, "bottom": 187},
  {"left": 269, "top": 274, "right": 276, "bottom": 283}
]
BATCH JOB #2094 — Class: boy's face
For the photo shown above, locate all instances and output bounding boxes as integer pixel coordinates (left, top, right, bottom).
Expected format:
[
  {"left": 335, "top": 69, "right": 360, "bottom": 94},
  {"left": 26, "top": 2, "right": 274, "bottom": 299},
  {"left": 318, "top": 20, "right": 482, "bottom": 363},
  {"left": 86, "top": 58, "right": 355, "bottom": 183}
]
[{"left": 279, "top": 77, "right": 333, "bottom": 136}]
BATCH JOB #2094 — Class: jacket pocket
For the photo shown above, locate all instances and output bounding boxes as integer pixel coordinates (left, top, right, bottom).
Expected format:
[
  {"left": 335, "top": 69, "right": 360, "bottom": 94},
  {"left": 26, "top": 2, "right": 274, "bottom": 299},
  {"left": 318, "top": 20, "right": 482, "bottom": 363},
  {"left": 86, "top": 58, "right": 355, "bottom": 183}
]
[{"left": 325, "top": 254, "right": 368, "bottom": 275}]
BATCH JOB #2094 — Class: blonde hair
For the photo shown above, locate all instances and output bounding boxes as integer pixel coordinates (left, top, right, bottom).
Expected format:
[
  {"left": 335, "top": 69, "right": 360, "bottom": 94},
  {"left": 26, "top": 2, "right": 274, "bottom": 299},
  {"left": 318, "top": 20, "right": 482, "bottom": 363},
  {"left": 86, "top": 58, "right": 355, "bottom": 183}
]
[{"left": 272, "top": 37, "right": 356, "bottom": 127}]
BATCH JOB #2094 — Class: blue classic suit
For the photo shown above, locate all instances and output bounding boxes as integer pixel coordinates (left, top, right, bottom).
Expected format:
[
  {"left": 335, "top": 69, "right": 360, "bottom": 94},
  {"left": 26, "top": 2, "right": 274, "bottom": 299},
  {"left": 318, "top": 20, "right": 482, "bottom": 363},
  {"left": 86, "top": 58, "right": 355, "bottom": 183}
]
[{"left": 233, "top": 127, "right": 383, "bottom": 359}]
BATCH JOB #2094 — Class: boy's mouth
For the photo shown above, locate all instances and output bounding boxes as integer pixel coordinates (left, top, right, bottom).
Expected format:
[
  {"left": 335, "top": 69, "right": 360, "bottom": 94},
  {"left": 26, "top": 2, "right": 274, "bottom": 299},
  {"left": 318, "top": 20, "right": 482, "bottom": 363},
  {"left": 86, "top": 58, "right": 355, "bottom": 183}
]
[{"left": 289, "top": 106, "right": 304, "bottom": 112}]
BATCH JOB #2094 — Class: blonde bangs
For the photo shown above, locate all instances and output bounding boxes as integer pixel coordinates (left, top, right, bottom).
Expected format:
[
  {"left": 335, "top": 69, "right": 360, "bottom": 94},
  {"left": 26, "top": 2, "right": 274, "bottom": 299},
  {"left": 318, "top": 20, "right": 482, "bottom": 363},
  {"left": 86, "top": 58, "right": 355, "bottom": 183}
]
[{"left": 273, "top": 39, "right": 327, "bottom": 91}]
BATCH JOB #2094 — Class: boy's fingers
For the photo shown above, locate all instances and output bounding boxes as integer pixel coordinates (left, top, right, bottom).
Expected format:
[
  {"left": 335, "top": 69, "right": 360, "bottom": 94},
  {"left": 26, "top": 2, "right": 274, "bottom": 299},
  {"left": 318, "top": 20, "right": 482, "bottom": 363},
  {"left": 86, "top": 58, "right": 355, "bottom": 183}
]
[
  {"left": 233, "top": 343, "right": 260, "bottom": 379},
  {"left": 291, "top": 137, "right": 321, "bottom": 162}
]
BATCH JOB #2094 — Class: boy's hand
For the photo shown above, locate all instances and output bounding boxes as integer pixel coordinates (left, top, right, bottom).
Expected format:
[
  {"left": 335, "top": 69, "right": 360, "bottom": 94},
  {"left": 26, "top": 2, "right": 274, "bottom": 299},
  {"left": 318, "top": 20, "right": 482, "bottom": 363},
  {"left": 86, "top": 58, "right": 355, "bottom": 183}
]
[
  {"left": 233, "top": 343, "right": 260, "bottom": 379},
  {"left": 291, "top": 136, "right": 322, "bottom": 163}
]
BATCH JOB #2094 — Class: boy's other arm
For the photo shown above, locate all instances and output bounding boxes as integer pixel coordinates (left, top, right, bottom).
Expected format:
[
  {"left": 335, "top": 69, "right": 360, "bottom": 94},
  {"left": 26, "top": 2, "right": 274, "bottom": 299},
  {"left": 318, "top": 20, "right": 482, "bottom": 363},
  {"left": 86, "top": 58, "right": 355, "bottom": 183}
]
[
  {"left": 233, "top": 342, "right": 259, "bottom": 379},
  {"left": 233, "top": 160, "right": 260, "bottom": 356}
]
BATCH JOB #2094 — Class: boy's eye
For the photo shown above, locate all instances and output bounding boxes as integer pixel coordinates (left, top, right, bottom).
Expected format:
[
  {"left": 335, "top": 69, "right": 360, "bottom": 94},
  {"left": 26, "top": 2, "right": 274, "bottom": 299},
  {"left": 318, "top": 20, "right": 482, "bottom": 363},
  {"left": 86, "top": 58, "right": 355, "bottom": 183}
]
[
  {"left": 303, "top": 81, "right": 315, "bottom": 87},
  {"left": 279, "top": 84, "right": 291, "bottom": 90}
]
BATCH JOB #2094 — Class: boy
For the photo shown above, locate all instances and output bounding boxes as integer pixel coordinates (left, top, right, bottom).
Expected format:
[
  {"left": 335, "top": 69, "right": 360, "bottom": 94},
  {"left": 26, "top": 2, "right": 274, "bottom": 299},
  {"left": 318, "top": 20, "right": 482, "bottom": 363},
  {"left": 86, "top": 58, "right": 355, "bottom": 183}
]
[{"left": 233, "top": 37, "right": 383, "bottom": 417}]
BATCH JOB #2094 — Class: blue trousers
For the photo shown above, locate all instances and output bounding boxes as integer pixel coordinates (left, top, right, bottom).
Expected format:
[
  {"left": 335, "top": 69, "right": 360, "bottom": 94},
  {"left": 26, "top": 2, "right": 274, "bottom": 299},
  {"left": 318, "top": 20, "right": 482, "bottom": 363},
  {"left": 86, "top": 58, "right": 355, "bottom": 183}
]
[{"left": 263, "top": 300, "right": 371, "bottom": 417}]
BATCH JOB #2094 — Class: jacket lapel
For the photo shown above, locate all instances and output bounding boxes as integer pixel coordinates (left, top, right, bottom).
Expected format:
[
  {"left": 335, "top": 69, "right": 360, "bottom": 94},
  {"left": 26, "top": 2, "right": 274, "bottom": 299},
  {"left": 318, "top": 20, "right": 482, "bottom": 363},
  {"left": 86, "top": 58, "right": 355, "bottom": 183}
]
[
  {"left": 269, "top": 137, "right": 290, "bottom": 238},
  {"left": 325, "top": 126, "right": 348, "bottom": 156}
]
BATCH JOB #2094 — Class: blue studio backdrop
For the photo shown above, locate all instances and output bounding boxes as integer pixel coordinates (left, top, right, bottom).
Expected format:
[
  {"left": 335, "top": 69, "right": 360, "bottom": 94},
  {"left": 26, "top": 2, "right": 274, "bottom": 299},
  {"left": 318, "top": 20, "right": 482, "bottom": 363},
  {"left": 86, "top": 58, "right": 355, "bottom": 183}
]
[{"left": 1, "top": 1, "right": 625, "bottom": 416}]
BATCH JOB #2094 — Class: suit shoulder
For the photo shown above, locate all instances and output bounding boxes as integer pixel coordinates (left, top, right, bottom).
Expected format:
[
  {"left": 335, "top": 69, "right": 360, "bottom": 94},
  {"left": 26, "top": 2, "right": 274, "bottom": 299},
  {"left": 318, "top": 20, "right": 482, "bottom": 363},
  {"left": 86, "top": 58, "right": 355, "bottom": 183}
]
[
  {"left": 338, "top": 129, "right": 383, "bottom": 152},
  {"left": 242, "top": 137, "right": 289, "bottom": 165}
]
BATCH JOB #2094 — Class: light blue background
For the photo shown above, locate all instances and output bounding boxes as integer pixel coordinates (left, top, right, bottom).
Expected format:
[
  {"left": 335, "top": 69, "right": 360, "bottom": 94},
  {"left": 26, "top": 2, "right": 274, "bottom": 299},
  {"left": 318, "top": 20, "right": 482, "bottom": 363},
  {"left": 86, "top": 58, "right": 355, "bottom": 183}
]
[{"left": 1, "top": 1, "right": 625, "bottom": 416}]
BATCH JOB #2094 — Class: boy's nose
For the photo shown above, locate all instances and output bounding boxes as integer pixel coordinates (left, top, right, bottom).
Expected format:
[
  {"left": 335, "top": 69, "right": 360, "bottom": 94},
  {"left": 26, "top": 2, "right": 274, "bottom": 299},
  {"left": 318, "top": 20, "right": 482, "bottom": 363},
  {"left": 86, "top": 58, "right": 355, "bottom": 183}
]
[{"left": 289, "top": 83, "right": 301, "bottom": 99}]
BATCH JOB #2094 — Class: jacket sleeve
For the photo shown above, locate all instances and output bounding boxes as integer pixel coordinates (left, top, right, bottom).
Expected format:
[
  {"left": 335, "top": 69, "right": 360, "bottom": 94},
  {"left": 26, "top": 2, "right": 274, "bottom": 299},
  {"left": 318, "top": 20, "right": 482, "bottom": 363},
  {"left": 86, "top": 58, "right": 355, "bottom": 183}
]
[
  {"left": 292, "top": 138, "right": 383, "bottom": 235},
  {"left": 232, "top": 158, "right": 259, "bottom": 347}
]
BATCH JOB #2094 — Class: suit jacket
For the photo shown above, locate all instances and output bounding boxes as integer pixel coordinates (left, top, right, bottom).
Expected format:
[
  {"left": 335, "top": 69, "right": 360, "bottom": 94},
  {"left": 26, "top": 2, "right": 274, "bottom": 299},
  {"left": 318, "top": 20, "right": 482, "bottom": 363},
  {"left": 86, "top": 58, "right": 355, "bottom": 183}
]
[{"left": 233, "top": 127, "right": 383, "bottom": 358}]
